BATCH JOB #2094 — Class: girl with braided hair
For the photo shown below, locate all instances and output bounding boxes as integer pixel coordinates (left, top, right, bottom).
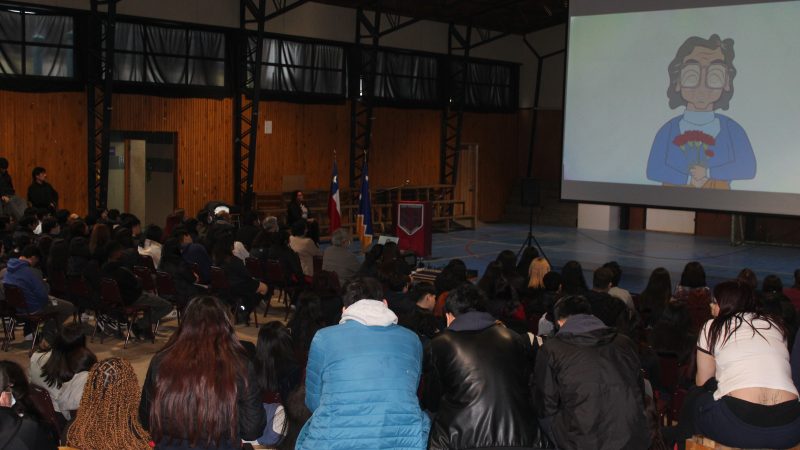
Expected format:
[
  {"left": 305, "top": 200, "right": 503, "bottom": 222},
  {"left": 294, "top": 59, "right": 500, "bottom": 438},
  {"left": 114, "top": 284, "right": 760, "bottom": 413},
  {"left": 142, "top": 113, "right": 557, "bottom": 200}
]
[
  {"left": 139, "top": 295, "right": 266, "bottom": 450},
  {"left": 65, "top": 357, "right": 151, "bottom": 450}
]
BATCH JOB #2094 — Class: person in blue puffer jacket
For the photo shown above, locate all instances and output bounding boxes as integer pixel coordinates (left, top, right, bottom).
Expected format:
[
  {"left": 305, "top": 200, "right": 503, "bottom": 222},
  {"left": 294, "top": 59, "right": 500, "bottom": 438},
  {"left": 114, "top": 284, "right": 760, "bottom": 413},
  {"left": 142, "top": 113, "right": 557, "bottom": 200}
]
[{"left": 296, "top": 277, "right": 430, "bottom": 450}]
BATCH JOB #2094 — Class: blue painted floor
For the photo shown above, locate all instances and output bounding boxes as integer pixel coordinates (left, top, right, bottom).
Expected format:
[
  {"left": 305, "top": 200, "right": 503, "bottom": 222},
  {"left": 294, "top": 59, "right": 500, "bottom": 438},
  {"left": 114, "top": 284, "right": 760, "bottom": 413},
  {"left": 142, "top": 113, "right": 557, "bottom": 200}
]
[{"left": 389, "top": 223, "right": 800, "bottom": 293}]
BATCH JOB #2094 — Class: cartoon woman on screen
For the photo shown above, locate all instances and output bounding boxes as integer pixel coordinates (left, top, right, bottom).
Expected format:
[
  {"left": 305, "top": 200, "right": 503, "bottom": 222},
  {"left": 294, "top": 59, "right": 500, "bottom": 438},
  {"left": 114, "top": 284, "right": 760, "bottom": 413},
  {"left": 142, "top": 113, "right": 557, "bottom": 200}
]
[{"left": 646, "top": 34, "right": 755, "bottom": 189}]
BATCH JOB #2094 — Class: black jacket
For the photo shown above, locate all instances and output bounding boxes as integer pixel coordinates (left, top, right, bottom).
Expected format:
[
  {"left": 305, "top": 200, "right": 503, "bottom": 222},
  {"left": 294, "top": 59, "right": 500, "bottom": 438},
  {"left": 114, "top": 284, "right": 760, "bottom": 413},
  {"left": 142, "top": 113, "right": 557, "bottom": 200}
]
[
  {"left": 423, "top": 311, "right": 548, "bottom": 450},
  {"left": 101, "top": 260, "right": 142, "bottom": 305},
  {"left": 534, "top": 314, "right": 649, "bottom": 450},
  {"left": 0, "top": 171, "right": 14, "bottom": 196},
  {"left": 27, "top": 181, "right": 58, "bottom": 210},
  {"left": 139, "top": 353, "right": 266, "bottom": 450},
  {"left": 0, "top": 408, "right": 57, "bottom": 450}
]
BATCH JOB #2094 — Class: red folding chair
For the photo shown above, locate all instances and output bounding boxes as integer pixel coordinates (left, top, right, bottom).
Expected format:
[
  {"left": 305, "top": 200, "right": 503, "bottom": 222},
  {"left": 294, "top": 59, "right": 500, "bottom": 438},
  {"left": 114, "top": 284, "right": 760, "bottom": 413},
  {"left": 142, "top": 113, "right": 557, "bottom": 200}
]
[
  {"left": 97, "top": 278, "right": 153, "bottom": 348},
  {"left": 138, "top": 254, "right": 157, "bottom": 274},
  {"left": 155, "top": 271, "right": 185, "bottom": 324},
  {"left": 211, "top": 266, "right": 259, "bottom": 327},
  {"left": 133, "top": 265, "right": 157, "bottom": 294}
]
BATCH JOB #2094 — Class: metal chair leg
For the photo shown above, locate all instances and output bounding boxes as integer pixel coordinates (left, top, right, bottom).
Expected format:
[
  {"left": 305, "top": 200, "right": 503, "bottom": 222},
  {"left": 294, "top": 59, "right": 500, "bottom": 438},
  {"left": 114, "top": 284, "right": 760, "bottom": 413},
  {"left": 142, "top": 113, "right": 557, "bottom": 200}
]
[{"left": 29, "top": 323, "right": 40, "bottom": 356}]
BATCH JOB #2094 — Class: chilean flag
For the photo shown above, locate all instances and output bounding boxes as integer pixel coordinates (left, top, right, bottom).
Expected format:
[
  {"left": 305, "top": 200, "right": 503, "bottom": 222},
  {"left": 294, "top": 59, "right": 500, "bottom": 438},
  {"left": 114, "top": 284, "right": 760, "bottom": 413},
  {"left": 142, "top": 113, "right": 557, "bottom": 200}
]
[{"left": 327, "top": 159, "right": 341, "bottom": 233}]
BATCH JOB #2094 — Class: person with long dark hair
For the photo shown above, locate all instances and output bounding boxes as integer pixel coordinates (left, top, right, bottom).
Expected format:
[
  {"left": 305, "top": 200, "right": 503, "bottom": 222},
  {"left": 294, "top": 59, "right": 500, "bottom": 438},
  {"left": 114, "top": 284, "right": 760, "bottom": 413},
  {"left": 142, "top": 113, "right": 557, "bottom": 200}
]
[
  {"left": 638, "top": 267, "right": 673, "bottom": 328},
  {"left": 287, "top": 190, "right": 320, "bottom": 244},
  {"left": 139, "top": 296, "right": 266, "bottom": 449},
  {"left": 255, "top": 321, "right": 302, "bottom": 404},
  {"left": 0, "top": 360, "right": 57, "bottom": 450},
  {"left": 561, "top": 260, "right": 588, "bottom": 295},
  {"left": 287, "top": 292, "right": 325, "bottom": 362},
  {"left": 667, "top": 280, "right": 800, "bottom": 448},
  {"left": 30, "top": 323, "right": 97, "bottom": 419},
  {"left": 674, "top": 261, "right": 712, "bottom": 332}
]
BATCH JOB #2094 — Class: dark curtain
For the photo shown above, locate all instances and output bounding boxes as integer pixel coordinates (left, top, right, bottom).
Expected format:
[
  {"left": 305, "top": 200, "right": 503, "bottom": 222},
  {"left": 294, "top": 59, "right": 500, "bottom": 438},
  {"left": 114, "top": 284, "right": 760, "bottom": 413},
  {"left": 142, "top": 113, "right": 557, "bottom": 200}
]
[
  {"left": 0, "top": 11, "right": 73, "bottom": 77},
  {"left": 256, "top": 37, "right": 346, "bottom": 96},
  {"left": 114, "top": 22, "right": 225, "bottom": 86},
  {"left": 461, "top": 61, "right": 515, "bottom": 109},
  {"left": 373, "top": 50, "right": 438, "bottom": 102}
]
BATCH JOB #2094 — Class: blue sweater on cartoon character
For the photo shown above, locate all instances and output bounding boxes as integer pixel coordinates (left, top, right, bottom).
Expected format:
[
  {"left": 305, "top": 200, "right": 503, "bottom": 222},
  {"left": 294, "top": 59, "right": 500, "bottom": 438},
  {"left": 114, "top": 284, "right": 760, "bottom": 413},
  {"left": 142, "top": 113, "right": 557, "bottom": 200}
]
[{"left": 647, "top": 114, "right": 756, "bottom": 186}]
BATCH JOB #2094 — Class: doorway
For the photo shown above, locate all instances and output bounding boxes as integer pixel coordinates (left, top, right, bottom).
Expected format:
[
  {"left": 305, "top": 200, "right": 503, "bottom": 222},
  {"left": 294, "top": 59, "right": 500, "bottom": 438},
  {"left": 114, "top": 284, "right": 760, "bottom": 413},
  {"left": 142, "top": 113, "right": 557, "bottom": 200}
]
[
  {"left": 455, "top": 142, "right": 479, "bottom": 225},
  {"left": 108, "top": 132, "right": 176, "bottom": 226}
]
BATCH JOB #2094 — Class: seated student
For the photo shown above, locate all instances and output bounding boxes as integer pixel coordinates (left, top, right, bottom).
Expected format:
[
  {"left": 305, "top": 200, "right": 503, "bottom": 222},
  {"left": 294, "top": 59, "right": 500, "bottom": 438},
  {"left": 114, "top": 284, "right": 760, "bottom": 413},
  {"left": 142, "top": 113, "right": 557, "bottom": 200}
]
[
  {"left": 638, "top": 267, "right": 673, "bottom": 328},
  {"left": 296, "top": 278, "right": 429, "bottom": 450},
  {"left": 667, "top": 280, "right": 800, "bottom": 449},
  {"left": 29, "top": 323, "right": 96, "bottom": 420},
  {"left": 139, "top": 296, "right": 266, "bottom": 449},
  {"left": 157, "top": 237, "right": 201, "bottom": 306},
  {"left": 66, "top": 358, "right": 151, "bottom": 450},
  {"left": 4, "top": 244, "right": 75, "bottom": 341},
  {"left": 398, "top": 282, "right": 441, "bottom": 342},
  {"left": 537, "top": 271, "right": 564, "bottom": 337},
  {"left": 138, "top": 224, "right": 163, "bottom": 268},
  {"left": 321, "top": 228, "right": 360, "bottom": 283},
  {"left": 267, "top": 230, "right": 306, "bottom": 286},
  {"left": 286, "top": 292, "right": 326, "bottom": 362},
  {"left": 603, "top": 261, "right": 635, "bottom": 310},
  {"left": 101, "top": 242, "right": 172, "bottom": 340},
  {"left": 174, "top": 226, "right": 213, "bottom": 284},
  {"left": 584, "top": 267, "right": 631, "bottom": 334},
  {"left": 673, "top": 261, "right": 712, "bottom": 333},
  {"left": 255, "top": 321, "right": 302, "bottom": 404},
  {"left": 534, "top": 295, "right": 648, "bottom": 449},
  {"left": 211, "top": 236, "right": 268, "bottom": 324},
  {"left": 560, "top": 260, "right": 588, "bottom": 296},
  {"left": 0, "top": 361, "right": 58, "bottom": 450},
  {"left": 288, "top": 219, "right": 321, "bottom": 278},
  {"left": 423, "top": 283, "right": 544, "bottom": 450},
  {"left": 760, "top": 274, "right": 798, "bottom": 349},
  {"left": 784, "top": 269, "right": 800, "bottom": 312}
]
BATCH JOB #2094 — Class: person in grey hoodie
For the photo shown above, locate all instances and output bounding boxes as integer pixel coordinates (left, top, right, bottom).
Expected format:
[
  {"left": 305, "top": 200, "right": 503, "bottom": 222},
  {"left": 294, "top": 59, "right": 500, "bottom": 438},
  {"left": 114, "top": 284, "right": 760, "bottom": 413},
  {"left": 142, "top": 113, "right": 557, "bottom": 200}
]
[
  {"left": 534, "top": 294, "right": 649, "bottom": 450},
  {"left": 4, "top": 245, "right": 74, "bottom": 340}
]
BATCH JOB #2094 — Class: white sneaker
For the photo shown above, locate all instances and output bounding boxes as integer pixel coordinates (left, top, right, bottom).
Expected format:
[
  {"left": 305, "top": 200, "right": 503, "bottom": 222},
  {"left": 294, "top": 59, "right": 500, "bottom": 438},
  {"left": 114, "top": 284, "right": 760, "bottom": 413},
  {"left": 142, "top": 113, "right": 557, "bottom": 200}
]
[
  {"left": 24, "top": 333, "right": 33, "bottom": 341},
  {"left": 163, "top": 308, "right": 178, "bottom": 321}
]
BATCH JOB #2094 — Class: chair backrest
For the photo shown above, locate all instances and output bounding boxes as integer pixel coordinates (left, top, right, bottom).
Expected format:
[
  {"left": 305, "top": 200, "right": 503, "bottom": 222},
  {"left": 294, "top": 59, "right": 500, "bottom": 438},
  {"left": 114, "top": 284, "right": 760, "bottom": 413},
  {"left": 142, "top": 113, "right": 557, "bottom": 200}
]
[
  {"left": 264, "top": 260, "right": 286, "bottom": 284},
  {"left": 99, "top": 278, "right": 124, "bottom": 306},
  {"left": 245, "top": 257, "right": 263, "bottom": 280},
  {"left": 433, "top": 291, "right": 449, "bottom": 318},
  {"left": 133, "top": 266, "right": 156, "bottom": 293},
  {"left": 210, "top": 266, "right": 231, "bottom": 292},
  {"left": 155, "top": 271, "right": 178, "bottom": 297},
  {"left": 3, "top": 284, "right": 28, "bottom": 311},
  {"left": 138, "top": 254, "right": 157, "bottom": 273},
  {"left": 28, "top": 384, "right": 62, "bottom": 442},
  {"left": 657, "top": 352, "right": 681, "bottom": 392},
  {"left": 312, "top": 255, "right": 323, "bottom": 275},
  {"left": 48, "top": 270, "right": 68, "bottom": 298},
  {"left": 66, "top": 275, "right": 91, "bottom": 298},
  {"left": 313, "top": 270, "right": 341, "bottom": 297}
]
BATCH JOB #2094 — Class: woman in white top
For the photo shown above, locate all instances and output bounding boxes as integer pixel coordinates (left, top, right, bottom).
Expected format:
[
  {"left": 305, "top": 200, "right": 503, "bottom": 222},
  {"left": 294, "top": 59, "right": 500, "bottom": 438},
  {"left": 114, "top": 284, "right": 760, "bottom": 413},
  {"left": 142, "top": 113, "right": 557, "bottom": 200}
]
[
  {"left": 670, "top": 280, "right": 800, "bottom": 449},
  {"left": 29, "top": 323, "right": 96, "bottom": 420}
]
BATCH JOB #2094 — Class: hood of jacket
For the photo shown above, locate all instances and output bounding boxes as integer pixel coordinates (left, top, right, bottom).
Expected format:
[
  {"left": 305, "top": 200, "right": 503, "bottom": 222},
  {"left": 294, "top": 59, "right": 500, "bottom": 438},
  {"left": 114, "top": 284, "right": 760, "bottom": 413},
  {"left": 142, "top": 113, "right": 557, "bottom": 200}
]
[
  {"left": 556, "top": 313, "right": 617, "bottom": 346},
  {"left": 448, "top": 311, "right": 496, "bottom": 332},
  {"left": 340, "top": 299, "right": 398, "bottom": 327},
  {"left": 6, "top": 258, "right": 29, "bottom": 274}
]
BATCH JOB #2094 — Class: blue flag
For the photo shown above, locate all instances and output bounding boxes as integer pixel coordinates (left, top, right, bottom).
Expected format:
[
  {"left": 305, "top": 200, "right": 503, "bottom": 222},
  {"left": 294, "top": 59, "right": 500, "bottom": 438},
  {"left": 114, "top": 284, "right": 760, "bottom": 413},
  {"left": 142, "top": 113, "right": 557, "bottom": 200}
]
[{"left": 356, "top": 158, "right": 373, "bottom": 250}]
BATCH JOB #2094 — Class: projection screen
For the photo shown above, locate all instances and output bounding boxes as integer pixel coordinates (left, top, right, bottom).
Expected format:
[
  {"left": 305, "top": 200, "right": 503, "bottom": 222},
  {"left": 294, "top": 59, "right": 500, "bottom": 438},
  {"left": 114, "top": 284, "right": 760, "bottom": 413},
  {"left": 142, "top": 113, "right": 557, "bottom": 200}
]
[{"left": 561, "top": 0, "right": 800, "bottom": 215}]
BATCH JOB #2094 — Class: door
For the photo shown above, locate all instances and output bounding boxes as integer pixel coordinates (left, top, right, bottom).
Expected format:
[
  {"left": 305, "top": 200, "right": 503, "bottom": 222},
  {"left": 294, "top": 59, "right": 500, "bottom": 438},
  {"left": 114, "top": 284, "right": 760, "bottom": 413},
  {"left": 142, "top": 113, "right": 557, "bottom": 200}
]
[
  {"left": 107, "top": 132, "right": 176, "bottom": 227},
  {"left": 455, "top": 143, "right": 479, "bottom": 221}
]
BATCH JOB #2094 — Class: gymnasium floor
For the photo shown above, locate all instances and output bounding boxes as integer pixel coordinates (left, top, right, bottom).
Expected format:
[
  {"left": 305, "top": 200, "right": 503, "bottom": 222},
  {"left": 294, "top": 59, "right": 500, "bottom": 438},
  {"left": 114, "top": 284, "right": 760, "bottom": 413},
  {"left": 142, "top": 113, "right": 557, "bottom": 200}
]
[{"left": 413, "top": 223, "right": 800, "bottom": 293}]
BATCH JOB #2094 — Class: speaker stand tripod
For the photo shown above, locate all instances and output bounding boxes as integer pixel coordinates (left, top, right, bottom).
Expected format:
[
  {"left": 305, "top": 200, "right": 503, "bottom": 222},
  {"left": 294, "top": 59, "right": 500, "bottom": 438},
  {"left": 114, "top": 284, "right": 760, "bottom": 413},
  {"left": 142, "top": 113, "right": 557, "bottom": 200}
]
[{"left": 517, "top": 204, "right": 549, "bottom": 265}]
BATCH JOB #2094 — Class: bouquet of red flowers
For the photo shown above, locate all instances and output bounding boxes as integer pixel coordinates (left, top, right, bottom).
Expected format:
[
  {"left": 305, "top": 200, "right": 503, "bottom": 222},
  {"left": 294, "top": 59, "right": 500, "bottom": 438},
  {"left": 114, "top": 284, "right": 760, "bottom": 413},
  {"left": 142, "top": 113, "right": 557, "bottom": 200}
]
[{"left": 673, "top": 130, "right": 715, "bottom": 167}]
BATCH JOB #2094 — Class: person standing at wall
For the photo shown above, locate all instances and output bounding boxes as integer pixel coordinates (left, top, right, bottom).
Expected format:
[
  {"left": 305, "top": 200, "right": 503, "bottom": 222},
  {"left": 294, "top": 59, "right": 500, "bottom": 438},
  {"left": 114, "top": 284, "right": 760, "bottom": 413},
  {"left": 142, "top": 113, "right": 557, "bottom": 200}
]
[
  {"left": 0, "top": 157, "right": 26, "bottom": 220},
  {"left": 27, "top": 166, "right": 59, "bottom": 213}
]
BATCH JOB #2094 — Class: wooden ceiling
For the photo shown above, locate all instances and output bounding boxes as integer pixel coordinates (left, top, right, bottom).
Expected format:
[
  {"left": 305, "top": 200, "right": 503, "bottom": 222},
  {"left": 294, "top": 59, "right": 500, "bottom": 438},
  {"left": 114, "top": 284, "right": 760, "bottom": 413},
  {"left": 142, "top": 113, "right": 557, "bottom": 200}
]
[{"left": 311, "top": 0, "right": 568, "bottom": 35}]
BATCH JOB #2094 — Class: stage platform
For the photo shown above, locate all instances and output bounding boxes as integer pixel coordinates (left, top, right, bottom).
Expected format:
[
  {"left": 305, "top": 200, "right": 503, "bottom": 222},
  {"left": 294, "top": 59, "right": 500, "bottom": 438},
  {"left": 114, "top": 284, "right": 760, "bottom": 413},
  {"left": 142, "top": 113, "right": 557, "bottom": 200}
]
[{"left": 411, "top": 223, "right": 800, "bottom": 293}]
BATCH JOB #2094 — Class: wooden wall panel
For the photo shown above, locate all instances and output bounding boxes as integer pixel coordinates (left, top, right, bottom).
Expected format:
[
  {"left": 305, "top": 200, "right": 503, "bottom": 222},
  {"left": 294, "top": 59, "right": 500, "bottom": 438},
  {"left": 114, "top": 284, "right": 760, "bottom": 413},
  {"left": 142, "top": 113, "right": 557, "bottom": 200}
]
[
  {"left": 0, "top": 90, "right": 87, "bottom": 214},
  {"left": 463, "top": 111, "right": 521, "bottom": 222},
  {"left": 111, "top": 94, "right": 233, "bottom": 217}
]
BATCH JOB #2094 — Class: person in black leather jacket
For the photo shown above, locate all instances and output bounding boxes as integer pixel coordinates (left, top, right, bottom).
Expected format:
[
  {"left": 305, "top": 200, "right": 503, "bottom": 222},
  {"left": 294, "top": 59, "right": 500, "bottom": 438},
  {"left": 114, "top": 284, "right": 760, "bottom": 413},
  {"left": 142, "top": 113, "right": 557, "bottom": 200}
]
[
  {"left": 534, "top": 295, "right": 649, "bottom": 450},
  {"left": 422, "top": 283, "right": 548, "bottom": 450}
]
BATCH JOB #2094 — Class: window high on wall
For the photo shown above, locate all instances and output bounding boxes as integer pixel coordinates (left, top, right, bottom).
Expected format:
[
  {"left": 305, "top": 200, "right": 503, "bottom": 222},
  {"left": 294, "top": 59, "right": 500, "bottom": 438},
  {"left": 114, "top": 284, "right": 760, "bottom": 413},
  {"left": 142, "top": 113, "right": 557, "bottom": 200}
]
[
  {"left": 251, "top": 35, "right": 347, "bottom": 98},
  {"left": 0, "top": 8, "right": 75, "bottom": 78},
  {"left": 112, "top": 22, "right": 226, "bottom": 87},
  {"left": 373, "top": 50, "right": 438, "bottom": 105}
]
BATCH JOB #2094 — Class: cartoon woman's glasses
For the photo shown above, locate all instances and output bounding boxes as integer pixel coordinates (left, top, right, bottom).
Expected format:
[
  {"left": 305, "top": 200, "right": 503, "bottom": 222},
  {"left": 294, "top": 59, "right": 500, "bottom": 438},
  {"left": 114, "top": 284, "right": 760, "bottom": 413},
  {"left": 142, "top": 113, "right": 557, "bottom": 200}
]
[{"left": 680, "top": 63, "right": 728, "bottom": 89}]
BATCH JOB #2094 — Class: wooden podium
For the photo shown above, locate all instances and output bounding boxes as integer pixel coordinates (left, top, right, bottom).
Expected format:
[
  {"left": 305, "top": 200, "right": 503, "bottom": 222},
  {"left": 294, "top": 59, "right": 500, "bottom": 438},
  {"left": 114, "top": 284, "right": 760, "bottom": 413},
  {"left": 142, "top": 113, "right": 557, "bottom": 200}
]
[{"left": 395, "top": 201, "right": 432, "bottom": 257}]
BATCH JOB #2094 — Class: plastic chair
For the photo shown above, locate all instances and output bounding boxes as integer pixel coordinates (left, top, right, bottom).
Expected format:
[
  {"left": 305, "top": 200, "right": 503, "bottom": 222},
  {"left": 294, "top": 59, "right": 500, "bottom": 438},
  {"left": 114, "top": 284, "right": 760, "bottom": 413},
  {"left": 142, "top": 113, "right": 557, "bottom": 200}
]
[
  {"left": 3, "top": 284, "right": 58, "bottom": 355},
  {"left": 133, "top": 265, "right": 157, "bottom": 294},
  {"left": 154, "top": 271, "right": 184, "bottom": 324},
  {"left": 97, "top": 278, "right": 153, "bottom": 348},
  {"left": 264, "top": 260, "right": 298, "bottom": 319},
  {"left": 312, "top": 255, "right": 323, "bottom": 275},
  {"left": 245, "top": 257, "right": 264, "bottom": 280}
]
